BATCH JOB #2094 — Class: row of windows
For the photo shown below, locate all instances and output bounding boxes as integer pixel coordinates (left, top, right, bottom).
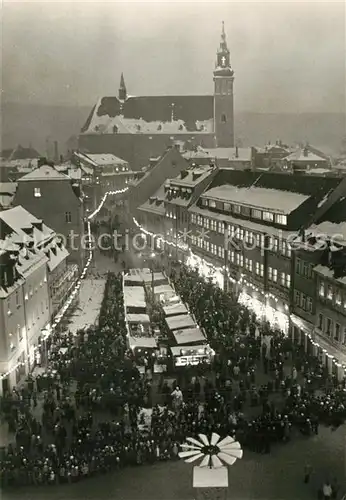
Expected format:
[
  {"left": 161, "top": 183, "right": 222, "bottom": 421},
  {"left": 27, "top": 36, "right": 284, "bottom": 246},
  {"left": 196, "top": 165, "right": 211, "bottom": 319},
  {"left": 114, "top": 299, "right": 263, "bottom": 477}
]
[
  {"left": 296, "top": 259, "right": 313, "bottom": 278},
  {"left": 8, "top": 277, "right": 46, "bottom": 316},
  {"left": 198, "top": 201, "right": 288, "bottom": 226},
  {"left": 294, "top": 290, "right": 313, "bottom": 313},
  {"left": 319, "top": 280, "right": 346, "bottom": 308},
  {"left": 317, "top": 313, "right": 346, "bottom": 344},
  {"left": 165, "top": 211, "right": 177, "bottom": 220},
  {"left": 191, "top": 215, "right": 291, "bottom": 256}
]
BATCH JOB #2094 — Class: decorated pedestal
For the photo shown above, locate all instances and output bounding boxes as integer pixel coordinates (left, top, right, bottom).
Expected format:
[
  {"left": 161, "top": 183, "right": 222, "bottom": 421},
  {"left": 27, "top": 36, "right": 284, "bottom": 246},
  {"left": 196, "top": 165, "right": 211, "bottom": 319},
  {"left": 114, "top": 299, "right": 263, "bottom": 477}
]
[
  {"left": 193, "top": 465, "right": 228, "bottom": 500},
  {"left": 179, "top": 433, "right": 243, "bottom": 500}
]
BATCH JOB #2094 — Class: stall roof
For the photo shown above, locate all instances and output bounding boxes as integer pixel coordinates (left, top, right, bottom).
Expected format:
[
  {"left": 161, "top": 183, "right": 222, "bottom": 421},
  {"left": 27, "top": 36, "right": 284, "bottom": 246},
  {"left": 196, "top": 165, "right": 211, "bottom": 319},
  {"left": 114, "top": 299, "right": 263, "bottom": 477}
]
[
  {"left": 154, "top": 284, "right": 175, "bottom": 295},
  {"left": 170, "top": 344, "right": 209, "bottom": 356},
  {"left": 126, "top": 313, "right": 150, "bottom": 324},
  {"left": 173, "top": 327, "right": 205, "bottom": 345},
  {"left": 124, "top": 268, "right": 167, "bottom": 284},
  {"left": 163, "top": 302, "right": 188, "bottom": 317},
  {"left": 128, "top": 336, "right": 157, "bottom": 349},
  {"left": 166, "top": 314, "right": 196, "bottom": 331},
  {"left": 123, "top": 285, "right": 146, "bottom": 309}
]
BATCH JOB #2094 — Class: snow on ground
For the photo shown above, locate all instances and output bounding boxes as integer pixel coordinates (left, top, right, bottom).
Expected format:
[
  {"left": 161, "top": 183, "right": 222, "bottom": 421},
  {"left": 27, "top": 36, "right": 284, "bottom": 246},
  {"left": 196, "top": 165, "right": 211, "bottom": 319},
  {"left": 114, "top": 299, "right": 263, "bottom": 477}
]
[{"left": 68, "top": 279, "right": 106, "bottom": 334}]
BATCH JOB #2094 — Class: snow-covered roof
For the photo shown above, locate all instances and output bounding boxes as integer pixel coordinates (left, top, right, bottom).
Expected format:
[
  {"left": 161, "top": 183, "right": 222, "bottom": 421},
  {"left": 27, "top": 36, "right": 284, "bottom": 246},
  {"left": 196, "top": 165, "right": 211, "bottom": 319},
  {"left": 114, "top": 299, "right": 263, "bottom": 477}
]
[
  {"left": 170, "top": 164, "right": 215, "bottom": 187},
  {"left": 314, "top": 264, "right": 346, "bottom": 286},
  {"left": 86, "top": 153, "right": 128, "bottom": 166},
  {"left": 123, "top": 285, "right": 146, "bottom": 309},
  {"left": 47, "top": 245, "right": 70, "bottom": 272},
  {"left": 308, "top": 221, "right": 346, "bottom": 245},
  {"left": 163, "top": 302, "right": 188, "bottom": 317},
  {"left": 166, "top": 314, "right": 196, "bottom": 331},
  {"left": 124, "top": 269, "right": 167, "bottom": 284},
  {"left": 128, "top": 336, "right": 157, "bottom": 350},
  {"left": 18, "top": 165, "right": 70, "bottom": 181},
  {"left": 183, "top": 147, "right": 252, "bottom": 162},
  {"left": 173, "top": 327, "right": 205, "bottom": 345},
  {"left": 126, "top": 313, "right": 150, "bottom": 324},
  {"left": 284, "top": 149, "right": 328, "bottom": 163},
  {"left": 306, "top": 168, "right": 331, "bottom": 175},
  {"left": 154, "top": 284, "right": 175, "bottom": 295},
  {"left": 203, "top": 185, "right": 309, "bottom": 214}
]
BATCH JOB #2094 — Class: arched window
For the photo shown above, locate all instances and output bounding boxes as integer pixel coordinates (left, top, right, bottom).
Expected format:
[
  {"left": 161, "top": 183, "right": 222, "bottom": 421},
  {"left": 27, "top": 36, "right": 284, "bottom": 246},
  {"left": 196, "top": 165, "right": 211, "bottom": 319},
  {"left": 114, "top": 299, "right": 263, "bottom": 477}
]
[{"left": 221, "top": 114, "right": 227, "bottom": 123}]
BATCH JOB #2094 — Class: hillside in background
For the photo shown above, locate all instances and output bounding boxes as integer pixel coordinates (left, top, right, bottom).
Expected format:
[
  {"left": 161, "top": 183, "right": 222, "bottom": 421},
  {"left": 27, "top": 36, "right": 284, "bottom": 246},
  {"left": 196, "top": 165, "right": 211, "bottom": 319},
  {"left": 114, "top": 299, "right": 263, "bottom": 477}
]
[{"left": 1, "top": 102, "right": 345, "bottom": 156}]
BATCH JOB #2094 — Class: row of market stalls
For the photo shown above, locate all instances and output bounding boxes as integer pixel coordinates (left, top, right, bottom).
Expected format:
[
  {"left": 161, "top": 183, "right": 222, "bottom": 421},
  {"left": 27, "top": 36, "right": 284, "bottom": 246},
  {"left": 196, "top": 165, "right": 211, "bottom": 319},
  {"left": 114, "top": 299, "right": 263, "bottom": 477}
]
[{"left": 122, "top": 268, "right": 214, "bottom": 372}]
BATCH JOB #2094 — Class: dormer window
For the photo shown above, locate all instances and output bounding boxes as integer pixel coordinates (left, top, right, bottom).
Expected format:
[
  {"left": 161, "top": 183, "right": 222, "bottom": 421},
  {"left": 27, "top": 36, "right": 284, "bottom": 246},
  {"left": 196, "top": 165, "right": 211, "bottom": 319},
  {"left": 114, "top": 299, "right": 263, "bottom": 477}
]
[
  {"left": 275, "top": 214, "right": 287, "bottom": 225},
  {"left": 178, "top": 124, "right": 184, "bottom": 131},
  {"left": 34, "top": 187, "right": 41, "bottom": 197},
  {"left": 157, "top": 124, "right": 162, "bottom": 131}
]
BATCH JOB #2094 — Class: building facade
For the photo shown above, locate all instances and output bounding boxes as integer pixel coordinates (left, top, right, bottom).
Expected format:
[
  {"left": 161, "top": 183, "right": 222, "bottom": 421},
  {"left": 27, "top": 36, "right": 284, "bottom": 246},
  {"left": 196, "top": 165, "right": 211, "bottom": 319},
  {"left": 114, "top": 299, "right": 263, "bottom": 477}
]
[
  {"left": 0, "top": 206, "right": 73, "bottom": 392},
  {"left": 13, "top": 165, "right": 85, "bottom": 270},
  {"left": 79, "top": 24, "right": 235, "bottom": 170}
]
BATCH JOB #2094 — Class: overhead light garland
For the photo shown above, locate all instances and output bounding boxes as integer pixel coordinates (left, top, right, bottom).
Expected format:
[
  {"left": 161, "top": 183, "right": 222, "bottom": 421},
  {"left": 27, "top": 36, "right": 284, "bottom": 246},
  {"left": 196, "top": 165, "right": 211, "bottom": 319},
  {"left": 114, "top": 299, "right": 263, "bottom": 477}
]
[
  {"left": 133, "top": 217, "right": 345, "bottom": 374},
  {"left": 1, "top": 187, "right": 129, "bottom": 382}
]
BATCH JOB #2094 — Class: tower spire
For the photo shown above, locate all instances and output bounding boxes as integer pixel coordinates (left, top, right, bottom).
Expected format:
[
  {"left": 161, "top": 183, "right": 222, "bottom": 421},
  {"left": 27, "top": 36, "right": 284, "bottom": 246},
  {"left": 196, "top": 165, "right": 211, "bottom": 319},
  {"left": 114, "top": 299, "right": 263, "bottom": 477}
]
[{"left": 119, "top": 73, "right": 127, "bottom": 101}]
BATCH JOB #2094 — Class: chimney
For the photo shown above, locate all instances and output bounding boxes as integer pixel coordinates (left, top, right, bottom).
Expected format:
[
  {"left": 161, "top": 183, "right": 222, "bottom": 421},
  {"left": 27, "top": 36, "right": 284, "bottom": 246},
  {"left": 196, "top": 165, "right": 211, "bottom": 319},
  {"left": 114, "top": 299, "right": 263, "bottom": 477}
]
[{"left": 235, "top": 146, "right": 239, "bottom": 158}]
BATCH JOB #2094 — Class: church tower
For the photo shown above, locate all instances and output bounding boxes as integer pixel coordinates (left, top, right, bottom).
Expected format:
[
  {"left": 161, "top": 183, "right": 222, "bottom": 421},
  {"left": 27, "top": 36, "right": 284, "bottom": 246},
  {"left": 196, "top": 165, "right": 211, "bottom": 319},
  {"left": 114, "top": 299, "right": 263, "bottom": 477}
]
[
  {"left": 119, "top": 73, "right": 127, "bottom": 101},
  {"left": 213, "top": 22, "right": 234, "bottom": 147}
]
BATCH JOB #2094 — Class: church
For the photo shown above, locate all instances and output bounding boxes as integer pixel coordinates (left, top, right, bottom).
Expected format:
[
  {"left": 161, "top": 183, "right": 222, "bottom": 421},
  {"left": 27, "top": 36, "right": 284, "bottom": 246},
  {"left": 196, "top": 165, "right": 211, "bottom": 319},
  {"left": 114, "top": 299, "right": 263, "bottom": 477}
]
[{"left": 79, "top": 23, "right": 235, "bottom": 170}]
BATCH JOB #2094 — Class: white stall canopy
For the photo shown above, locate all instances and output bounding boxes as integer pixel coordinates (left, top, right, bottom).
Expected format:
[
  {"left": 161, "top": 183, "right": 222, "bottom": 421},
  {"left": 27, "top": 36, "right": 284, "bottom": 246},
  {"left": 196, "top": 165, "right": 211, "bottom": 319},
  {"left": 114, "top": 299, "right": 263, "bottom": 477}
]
[
  {"left": 123, "top": 286, "right": 146, "bottom": 309},
  {"left": 124, "top": 268, "right": 167, "bottom": 285},
  {"left": 128, "top": 336, "right": 157, "bottom": 350},
  {"left": 154, "top": 284, "right": 175, "bottom": 295},
  {"left": 170, "top": 344, "right": 211, "bottom": 357},
  {"left": 173, "top": 327, "right": 205, "bottom": 345},
  {"left": 126, "top": 313, "right": 150, "bottom": 324},
  {"left": 163, "top": 302, "right": 188, "bottom": 317},
  {"left": 166, "top": 314, "right": 196, "bottom": 331}
]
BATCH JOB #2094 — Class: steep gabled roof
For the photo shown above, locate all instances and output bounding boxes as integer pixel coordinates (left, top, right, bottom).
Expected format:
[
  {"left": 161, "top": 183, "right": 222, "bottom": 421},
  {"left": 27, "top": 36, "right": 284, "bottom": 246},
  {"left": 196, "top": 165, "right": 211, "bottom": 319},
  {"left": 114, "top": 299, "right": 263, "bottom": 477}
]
[
  {"left": 81, "top": 95, "right": 214, "bottom": 134},
  {"left": 18, "top": 165, "right": 70, "bottom": 181}
]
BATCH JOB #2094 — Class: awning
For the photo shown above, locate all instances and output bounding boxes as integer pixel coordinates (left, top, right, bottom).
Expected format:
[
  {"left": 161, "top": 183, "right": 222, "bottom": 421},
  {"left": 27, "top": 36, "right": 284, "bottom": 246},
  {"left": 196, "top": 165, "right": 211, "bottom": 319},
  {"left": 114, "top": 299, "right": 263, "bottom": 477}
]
[
  {"left": 128, "top": 336, "right": 157, "bottom": 349},
  {"left": 123, "top": 285, "right": 146, "bottom": 309},
  {"left": 126, "top": 313, "right": 150, "bottom": 324},
  {"left": 163, "top": 303, "right": 188, "bottom": 317},
  {"left": 173, "top": 327, "right": 205, "bottom": 345},
  {"left": 166, "top": 314, "right": 196, "bottom": 331}
]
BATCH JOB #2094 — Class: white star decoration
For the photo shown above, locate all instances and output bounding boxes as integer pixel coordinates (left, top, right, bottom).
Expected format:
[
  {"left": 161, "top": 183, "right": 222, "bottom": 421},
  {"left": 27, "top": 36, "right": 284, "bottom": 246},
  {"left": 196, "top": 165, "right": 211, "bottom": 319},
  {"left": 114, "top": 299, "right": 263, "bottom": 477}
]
[{"left": 178, "top": 433, "right": 243, "bottom": 468}]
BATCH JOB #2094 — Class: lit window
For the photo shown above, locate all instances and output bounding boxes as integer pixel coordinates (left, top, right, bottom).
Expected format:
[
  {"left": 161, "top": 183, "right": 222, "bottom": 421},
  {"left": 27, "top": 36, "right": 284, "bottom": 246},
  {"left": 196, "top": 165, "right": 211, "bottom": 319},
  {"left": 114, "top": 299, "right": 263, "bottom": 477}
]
[
  {"left": 239, "top": 228, "right": 244, "bottom": 240},
  {"left": 260, "top": 264, "right": 264, "bottom": 277},
  {"left": 204, "top": 218, "right": 210, "bottom": 229},
  {"left": 209, "top": 200, "right": 216, "bottom": 208},
  {"left": 319, "top": 282, "right": 325, "bottom": 297},
  {"left": 268, "top": 267, "right": 273, "bottom": 280},
  {"left": 249, "top": 260, "right": 253, "bottom": 272},
  {"left": 239, "top": 255, "right": 244, "bottom": 267},
  {"left": 273, "top": 238, "right": 278, "bottom": 253},
  {"left": 286, "top": 274, "right": 291, "bottom": 288},
  {"left": 280, "top": 272, "right": 285, "bottom": 286},
  {"left": 272, "top": 268, "right": 277, "bottom": 283},
  {"left": 263, "top": 211, "right": 274, "bottom": 222},
  {"left": 230, "top": 251, "right": 235, "bottom": 263},
  {"left": 252, "top": 209, "right": 262, "bottom": 219},
  {"left": 218, "top": 222, "right": 224, "bottom": 234},
  {"left": 255, "top": 262, "right": 260, "bottom": 275},
  {"left": 275, "top": 214, "right": 287, "bottom": 225},
  {"left": 34, "top": 187, "right": 41, "bottom": 197},
  {"left": 327, "top": 286, "right": 333, "bottom": 300},
  {"left": 336, "top": 291, "right": 341, "bottom": 305}
]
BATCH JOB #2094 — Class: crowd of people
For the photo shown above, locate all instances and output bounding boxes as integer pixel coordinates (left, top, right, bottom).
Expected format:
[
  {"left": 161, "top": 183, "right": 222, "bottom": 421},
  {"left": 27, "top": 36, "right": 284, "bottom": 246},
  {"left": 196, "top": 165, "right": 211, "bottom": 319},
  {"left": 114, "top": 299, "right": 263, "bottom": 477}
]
[{"left": 0, "top": 264, "right": 344, "bottom": 496}]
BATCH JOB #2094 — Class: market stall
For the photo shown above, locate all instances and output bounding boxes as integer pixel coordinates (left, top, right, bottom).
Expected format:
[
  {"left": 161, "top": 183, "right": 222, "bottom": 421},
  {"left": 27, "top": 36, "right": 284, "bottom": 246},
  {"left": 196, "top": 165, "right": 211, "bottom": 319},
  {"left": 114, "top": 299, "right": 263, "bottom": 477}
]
[
  {"left": 153, "top": 284, "right": 176, "bottom": 302},
  {"left": 124, "top": 268, "right": 168, "bottom": 286},
  {"left": 126, "top": 313, "right": 151, "bottom": 336},
  {"left": 166, "top": 313, "right": 196, "bottom": 332},
  {"left": 163, "top": 302, "right": 188, "bottom": 317},
  {"left": 173, "top": 327, "right": 206, "bottom": 346},
  {"left": 170, "top": 344, "right": 214, "bottom": 367},
  {"left": 123, "top": 285, "right": 146, "bottom": 313}
]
